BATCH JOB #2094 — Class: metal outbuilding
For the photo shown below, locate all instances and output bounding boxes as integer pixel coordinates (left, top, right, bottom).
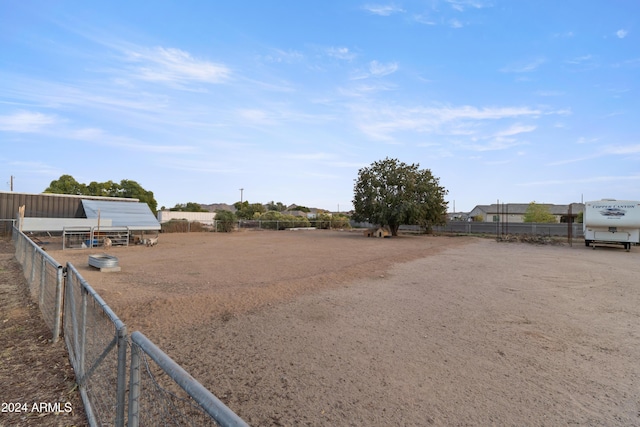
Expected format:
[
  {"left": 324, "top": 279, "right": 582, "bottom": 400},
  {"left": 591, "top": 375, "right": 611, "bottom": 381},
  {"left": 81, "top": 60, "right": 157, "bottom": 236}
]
[{"left": 1, "top": 191, "right": 159, "bottom": 234}]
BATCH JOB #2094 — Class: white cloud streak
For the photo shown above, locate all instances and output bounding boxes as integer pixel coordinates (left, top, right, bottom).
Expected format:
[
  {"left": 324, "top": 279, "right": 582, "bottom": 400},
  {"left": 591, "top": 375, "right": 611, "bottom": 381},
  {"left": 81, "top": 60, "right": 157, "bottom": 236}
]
[
  {"left": 501, "top": 58, "right": 546, "bottom": 73},
  {"left": 0, "top": 111, "right": 58, "bottom": 132},
  {"left": 369, "top": 60, "right": 398, "bottom": 77},
  {"left": 124, "top": 46, "right": 230, "bottom": 85},
  {"left": 353, "top": 104, "right": 550, "bottom": 142},
  {"left": 362, "top": 4, "right": 405, "bottom": 16}
]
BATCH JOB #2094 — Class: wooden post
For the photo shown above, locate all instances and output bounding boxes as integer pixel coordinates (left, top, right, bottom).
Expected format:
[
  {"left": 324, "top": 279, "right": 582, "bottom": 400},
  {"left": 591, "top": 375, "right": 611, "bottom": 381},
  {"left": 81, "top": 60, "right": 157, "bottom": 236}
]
[{"left": 18, "top": 205, "right": 25, "bottom": 232}]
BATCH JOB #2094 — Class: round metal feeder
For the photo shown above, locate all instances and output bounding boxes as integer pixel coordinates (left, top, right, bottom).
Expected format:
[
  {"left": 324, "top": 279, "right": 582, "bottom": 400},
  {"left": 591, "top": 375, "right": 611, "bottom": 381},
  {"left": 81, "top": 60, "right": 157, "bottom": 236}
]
[{"left": 88, "top": 254, "right": 120, "bottom": 269}]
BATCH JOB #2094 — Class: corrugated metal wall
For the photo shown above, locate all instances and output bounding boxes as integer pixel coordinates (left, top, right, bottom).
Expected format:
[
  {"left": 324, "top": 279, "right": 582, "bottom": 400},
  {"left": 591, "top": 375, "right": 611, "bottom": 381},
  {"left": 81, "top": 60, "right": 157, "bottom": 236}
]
[
  {"left": 0, "top": 192, "right": 140, "bottom": 234},
  {"left": 0, "top": 192, "right": 84, "bottom": 220}
]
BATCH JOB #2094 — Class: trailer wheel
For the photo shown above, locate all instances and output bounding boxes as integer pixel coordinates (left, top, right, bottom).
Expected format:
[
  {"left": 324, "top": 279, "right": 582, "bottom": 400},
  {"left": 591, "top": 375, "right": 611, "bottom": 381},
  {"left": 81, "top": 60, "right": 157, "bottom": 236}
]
[
  {"left": 584, "top": 240, "right": 591, "bottom": 247},
  {"left": 626, "top": 243, "right": 631, "bottom": 252}
]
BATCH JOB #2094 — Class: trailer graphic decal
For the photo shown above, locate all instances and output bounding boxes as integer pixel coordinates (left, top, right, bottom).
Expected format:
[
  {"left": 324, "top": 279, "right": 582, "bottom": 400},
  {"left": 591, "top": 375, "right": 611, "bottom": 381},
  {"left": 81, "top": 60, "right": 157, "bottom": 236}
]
[{"left": 599, "top": 208, "right": 626, "bottom": 217}]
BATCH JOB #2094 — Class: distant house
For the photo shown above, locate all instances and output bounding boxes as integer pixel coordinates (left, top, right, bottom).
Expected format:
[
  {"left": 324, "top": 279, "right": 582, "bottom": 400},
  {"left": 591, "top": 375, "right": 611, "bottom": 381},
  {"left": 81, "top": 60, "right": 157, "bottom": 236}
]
[
  {"left": 285, "top": 204, "right": 328, "bottom": 219},
  {"left": 447, "top": 211, "right": 470, "bottom": 221},
  {"left": 468, "top": 203, "right": 584, "bottom": 223}
]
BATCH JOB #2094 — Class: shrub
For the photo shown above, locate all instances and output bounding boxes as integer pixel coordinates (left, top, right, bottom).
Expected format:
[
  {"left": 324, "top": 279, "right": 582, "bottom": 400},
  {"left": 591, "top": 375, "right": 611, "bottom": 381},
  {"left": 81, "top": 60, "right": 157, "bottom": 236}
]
[{"left": 215, "top": 210, "right": 236, "bottom": 232}]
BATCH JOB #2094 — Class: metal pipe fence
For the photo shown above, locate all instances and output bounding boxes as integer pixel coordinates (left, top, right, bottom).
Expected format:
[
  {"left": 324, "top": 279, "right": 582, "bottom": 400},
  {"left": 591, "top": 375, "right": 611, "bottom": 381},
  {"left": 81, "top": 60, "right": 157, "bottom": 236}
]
[
  {"left": 13, "top": 227, "right": 64, "bottom": 342},
  {"left": 64, "top": 262, "right": 128, "bottom": 427},
  {"left": 350, "top": 221, "right": 585, "bottom": 238},
  {"left": 10, "top": 225, "right": 248, "bottom": 427},
  {"left": 128, "top": 331, "right": 249, "bottom": 427},
  {"left": 432, "top": 221, "right": 584, "bottom": 237}
]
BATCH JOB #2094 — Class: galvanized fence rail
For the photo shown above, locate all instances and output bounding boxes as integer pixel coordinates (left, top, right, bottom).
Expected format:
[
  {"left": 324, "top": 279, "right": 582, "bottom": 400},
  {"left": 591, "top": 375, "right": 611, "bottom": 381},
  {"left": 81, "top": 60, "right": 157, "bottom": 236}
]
[
  {"left": 13, "top": 227, "right": 64, "bottom": 342},
  {"left": 64, "top": 262, "right": 128, "bottom": 427},
  {"left": 129, "top": 331, "right": 249, "bottom": 427},
  {"left": 351, "top": 221, "right": 585, "bottom": 238},
  {"left": 10, "top": 226, "right": 248, "bottom": 427}
]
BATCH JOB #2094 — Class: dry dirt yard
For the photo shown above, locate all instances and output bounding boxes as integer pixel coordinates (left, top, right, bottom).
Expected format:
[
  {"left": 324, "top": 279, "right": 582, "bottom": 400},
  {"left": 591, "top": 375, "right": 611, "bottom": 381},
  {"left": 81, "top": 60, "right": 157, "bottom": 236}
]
[
  {"left": 0, "top": 239, "right": 87, "bottom": 427},
  {"left": 11, "top": 230, "right": 640, "bottom": 425}
]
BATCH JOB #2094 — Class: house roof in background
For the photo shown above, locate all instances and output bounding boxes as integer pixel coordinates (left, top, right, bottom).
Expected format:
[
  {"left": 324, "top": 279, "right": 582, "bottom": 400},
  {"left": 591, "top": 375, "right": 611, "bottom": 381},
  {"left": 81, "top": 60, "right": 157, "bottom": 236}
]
[{"left": 469, "top": 203, "right": 585, "bottom": 215}]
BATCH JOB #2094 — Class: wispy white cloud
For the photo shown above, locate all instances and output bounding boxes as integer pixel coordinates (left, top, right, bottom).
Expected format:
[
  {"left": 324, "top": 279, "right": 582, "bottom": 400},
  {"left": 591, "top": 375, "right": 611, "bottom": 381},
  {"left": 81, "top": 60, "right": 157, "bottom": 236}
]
[
  {"left": 0, "top": 111, "right": 58, "bottom": 132},
  {"left": 9, "top": 160, "right": 61, "bottom": 176},
  {"left": 535, "top": 90, "right": 565, "bottom": 97},
  {"left": 576, "top": 136, "right": 599, "bottom": 144},
  {"left": 520, "top": 174, "right": 640, "bottom": 186},
  {"left": 500, "top": 57, "right": 546, "bottom": 73},
  {"left": 465, "top": 136, "right": 525, "bottom": 152},
  {"left": 449, "top": 19, "right": 464, "bottom": 29},
  {"left": 446, "top": 0, "right": 493, "bottom": 12},
  {"left": 493, "top": 123, "right": 536, "bottom": 137},
  {"left": 413, "top": 14, "right": 437, "bottom": 25},
  {"left": 326, "top": 46, "right": 356, "bottom": 61},
  {"left": 362, "top": 4, "right": 405, "bottom": 16},
  {"left": 604, "top": 144, "right": 640, "bottom": 155},
  {"left": 369, "top": 60, "right": 399, "bottom": 77},
  {"left": 124, "top": 46, "right": 230, "bottom": 85},
  {"left": 565, "top": 54, "right": 592, "bottom": 65},
  {"left": 284, "top": 152, "right": 334, "bottom": 161},
  {"left": 616, "top": 29, "right": 628, "bottom": 39},
  {"left": 552, "top": 31, "right": 575, "bottom": 38},
  {"left": 352, "top": 103, "right": 551, "bottom": 142},
  {"left": 546, "top": 142, "right": 640, "bottom": 166},
  {"left": 263, "top": 48, "right": 305, "bottom": 64}
]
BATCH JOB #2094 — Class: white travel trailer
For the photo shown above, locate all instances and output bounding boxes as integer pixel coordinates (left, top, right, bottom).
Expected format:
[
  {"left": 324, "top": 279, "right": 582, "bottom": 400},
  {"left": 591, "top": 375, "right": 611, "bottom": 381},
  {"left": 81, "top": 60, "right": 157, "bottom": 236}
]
[{"left": 583, "top": 199, "right": 640, "bottom": 251}]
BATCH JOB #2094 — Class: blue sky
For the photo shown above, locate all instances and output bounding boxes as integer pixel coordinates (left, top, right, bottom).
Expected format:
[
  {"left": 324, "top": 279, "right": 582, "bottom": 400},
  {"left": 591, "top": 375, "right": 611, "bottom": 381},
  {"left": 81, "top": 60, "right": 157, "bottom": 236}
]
[{"left": 1, "top": 1, "right": 638, "bottom": 212}]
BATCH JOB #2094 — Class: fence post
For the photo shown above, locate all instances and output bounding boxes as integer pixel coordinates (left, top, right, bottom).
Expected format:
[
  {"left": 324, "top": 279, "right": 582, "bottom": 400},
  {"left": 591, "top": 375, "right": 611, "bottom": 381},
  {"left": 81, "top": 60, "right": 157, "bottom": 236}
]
[
  {"left": 21, "top": 237, "right": 27, "bottom": 265},
  {"left": 39, "top": 255, "right": 46, "bottom": 306},
  {"left": 30, "top": 246, "right": 37, "bottom": 285},
  {"left": 52, "top": 265, "right": 64, "bottom": 343},
  {"left": 79, "top": 287, "right": 88, "bottom": 382},
  {"left": 128, "top": 341, "right": 141, "bottom": 427},
  {"left": 115, "top": 324, "right": 128, "bottom": 427}
]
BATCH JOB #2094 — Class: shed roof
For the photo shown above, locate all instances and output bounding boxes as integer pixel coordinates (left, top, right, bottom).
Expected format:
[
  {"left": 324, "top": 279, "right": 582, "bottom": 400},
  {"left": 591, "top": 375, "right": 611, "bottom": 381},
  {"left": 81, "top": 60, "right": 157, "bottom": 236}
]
[
  {"left": 469, "top": 203, "right": 584, "bottom": 215},
  {"left": 81, "top": 199, "right": 160, "bottom": 231}
]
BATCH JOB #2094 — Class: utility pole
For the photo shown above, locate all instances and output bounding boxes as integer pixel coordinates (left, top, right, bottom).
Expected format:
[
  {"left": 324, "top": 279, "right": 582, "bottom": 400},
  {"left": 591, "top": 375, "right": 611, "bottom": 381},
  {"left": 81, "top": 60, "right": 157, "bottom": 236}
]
[
  {"left": 239, "top": 188, "right": 244, "bottom": 203},
  {"left": 10, "top": 175, "right": 14, "bottom": 191}
]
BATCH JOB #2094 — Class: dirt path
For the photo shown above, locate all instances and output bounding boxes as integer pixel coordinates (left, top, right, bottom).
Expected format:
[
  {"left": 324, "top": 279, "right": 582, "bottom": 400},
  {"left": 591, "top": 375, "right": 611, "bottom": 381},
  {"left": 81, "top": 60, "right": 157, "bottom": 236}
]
[
  {"left": 0, "top": 239, "right": 87, "bottom": 427},
  {"left": 36, "top": 231, "right": 640, "bottom": 425}
]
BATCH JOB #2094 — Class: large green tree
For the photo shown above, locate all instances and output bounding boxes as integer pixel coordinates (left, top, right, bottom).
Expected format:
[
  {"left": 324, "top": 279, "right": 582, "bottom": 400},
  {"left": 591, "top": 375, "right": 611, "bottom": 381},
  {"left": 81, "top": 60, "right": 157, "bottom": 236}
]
[
  {"left": 44, "top": 175, "right": 158, "bottom": 212},
  {"left": 233, "top": 201, "right": 266, "bottom": 220},
  {"left": 352, "top": 158, "right": 448, "bottom": 236},
  {"left": 44, "top": 174, "right": 87, "bottom": 195},
  {"left": 523, "top": 202, "right": 557, "bottom": 223}
]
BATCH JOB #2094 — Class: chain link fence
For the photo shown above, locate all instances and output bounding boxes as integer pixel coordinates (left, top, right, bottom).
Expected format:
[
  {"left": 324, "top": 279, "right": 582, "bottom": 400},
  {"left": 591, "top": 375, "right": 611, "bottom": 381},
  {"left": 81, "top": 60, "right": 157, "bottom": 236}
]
[
  {"left": 64, "top": 262, "right": 128, "bottom": 427},
  {"left": 13, "top": 226, "right": 64, "bottom": 342},
  {"left": 128, "top": 331, "right": 248, "bottom": 427},
  {"left": 11, "top": 226, "right": 248, "bottom": 426}
]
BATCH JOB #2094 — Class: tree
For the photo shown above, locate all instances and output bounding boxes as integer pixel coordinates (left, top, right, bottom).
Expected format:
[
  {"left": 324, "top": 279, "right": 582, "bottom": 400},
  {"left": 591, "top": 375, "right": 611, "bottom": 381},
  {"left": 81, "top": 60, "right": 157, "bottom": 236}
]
[
  {"left": 170, "top": 202, "right": 208, "bottom": 212},
  {"left": 44, "top": 174, "right": 87, "bottom": 195},
  {"left": 352, "top": 158, "right": 448, "bottom": 236},
  {"left": 119, "top": 179, "right": 157, "bottom": 212},
  {"left": 265, "top": 201, "right": 287, "bottom": 212},
  {"left": 523, "top": 202, "right": 557, "bottom": 223},
  {"left": 44, "top": 175, "right": 158, "bottom": 212},
  {"left": 234, "top": 201, "right": 266, "bottom": 220}
]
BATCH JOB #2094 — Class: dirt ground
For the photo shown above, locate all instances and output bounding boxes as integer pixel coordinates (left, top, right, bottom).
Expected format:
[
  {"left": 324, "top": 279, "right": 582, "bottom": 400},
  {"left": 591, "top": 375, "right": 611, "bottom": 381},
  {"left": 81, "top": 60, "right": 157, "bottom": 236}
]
[
  {"left": 0, "top": 239, "right": 87, "bottom": 427},
  {"left": 7, "top": 229, "right": 640, "bottom": 426}
]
